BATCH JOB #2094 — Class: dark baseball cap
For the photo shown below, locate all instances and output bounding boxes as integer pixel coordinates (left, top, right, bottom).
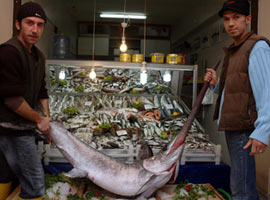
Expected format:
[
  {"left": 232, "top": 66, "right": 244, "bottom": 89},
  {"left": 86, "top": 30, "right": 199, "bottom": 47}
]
[
  {"left": 16, "top": 2, "right": 47, "bottom": 23},
  {"left": 218, "top": 0, "right": 250, "bottom": 17}
]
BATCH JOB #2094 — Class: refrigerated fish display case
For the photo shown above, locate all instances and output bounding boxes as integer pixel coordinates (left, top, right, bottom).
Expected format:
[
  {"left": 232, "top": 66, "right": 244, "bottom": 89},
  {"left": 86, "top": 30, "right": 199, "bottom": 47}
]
[{"left": 39, "top": 59, "right": 221, "bottom": 165}]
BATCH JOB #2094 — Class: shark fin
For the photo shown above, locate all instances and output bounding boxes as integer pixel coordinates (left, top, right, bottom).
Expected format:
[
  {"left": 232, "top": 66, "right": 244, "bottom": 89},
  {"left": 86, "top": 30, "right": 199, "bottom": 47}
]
[{"left": 63, "top": 167, "right": 87, "bottom": 178}]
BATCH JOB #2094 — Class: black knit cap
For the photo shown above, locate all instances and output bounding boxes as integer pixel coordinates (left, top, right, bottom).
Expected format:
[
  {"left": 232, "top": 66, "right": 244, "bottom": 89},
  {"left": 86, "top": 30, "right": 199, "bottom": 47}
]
[
  {"left": 16, "top": 2, "right": 47, "bottom": 23},
  {"left": 218, "top": 0, "right": 250, "bottom": 17}
]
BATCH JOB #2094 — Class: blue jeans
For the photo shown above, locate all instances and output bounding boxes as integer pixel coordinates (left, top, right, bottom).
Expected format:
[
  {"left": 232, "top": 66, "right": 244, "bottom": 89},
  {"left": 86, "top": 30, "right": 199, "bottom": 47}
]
[
  {"left": 225, "top": 130, "right": 259, "bottom": 200},
  {"left": 0, "top": 134, "right": 44, "bottom": 199}
]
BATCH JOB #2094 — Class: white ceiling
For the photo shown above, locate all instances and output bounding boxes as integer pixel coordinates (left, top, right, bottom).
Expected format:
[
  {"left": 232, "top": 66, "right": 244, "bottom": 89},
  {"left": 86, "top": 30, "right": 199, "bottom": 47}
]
[
  {"left": 66, "top": 0, "right": 223, "bottom": 27},
  {"left": 30, "top": 0, "right": 224, "bottom": 43}
]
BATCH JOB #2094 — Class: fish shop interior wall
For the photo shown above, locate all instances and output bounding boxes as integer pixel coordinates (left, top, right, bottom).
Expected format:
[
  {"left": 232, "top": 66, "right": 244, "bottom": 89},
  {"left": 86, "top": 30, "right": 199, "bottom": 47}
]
[
  {"left": 173, "top": 14, "right": 233, "bottom": 165},
  {"left": 171, "top": 1, "right": 224, "bottom": 79},
  {"left": 0, "top": 0, "right": 13, "bottom": 44},
  {"left": 255, "top": 0, "right": 270, "bottom": 197},
  {"left": 170, "top": 0, "right": 224, "bottom": 43},
  {"left": 22, "top": 0, "right": 77, "bottom": 58}
]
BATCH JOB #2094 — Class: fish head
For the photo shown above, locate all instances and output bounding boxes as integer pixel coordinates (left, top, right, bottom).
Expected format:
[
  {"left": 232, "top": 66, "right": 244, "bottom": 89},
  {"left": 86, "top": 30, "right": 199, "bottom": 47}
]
[{"left": 143, "top": 145, "right": 184, "bottom": 175}]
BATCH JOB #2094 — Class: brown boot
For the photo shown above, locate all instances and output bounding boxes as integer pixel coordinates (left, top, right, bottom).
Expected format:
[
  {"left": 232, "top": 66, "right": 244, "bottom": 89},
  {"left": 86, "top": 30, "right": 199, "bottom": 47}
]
[{"left": 0, "top": 182, "right": 12, "bottom": 200}]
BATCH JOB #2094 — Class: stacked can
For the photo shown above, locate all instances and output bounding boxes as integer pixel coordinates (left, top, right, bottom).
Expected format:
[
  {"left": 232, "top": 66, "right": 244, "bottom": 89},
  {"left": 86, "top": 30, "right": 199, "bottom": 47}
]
[
  {"left": 132, "top": 54, "right": 144, "bottom": 63},
  {"left": 120, "top": 53, "right": 131, "bottom": 62},
  {"left": 150, "top": 53, "right": 164, "bottom": 63},
  {"left": 166, "top": 53, "right": 186, "bottom": 64}
]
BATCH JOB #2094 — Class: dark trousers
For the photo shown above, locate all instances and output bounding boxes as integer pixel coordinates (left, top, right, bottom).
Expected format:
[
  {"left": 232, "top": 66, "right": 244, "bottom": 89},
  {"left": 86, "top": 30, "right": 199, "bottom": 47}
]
[
  {"left": 225, "top": 130, "right": 259, "bottom": 200},
  {"left": 0, "top": 134, "right": 44, "bottom": 198}
]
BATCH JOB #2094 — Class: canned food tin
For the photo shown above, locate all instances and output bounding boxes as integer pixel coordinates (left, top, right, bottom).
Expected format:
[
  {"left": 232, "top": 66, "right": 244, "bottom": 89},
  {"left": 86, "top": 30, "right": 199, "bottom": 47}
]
[
  {"left": 166, "top": 54, "right": 180, "bottom": 64},
  {"left": 151, "top": 53, "right": 164, "bottom": 63},
  {"left": 177, "top": 53, "right": 186, "bottom": 64},
  {"left": 132, "top": 54, "right": 144, "bottom": 63},
  {"left": 182, "top": 53, "right": 186, "bottom": 64},
  {"left": 120, "top": 53, "right": 131, "bottom": 62}
]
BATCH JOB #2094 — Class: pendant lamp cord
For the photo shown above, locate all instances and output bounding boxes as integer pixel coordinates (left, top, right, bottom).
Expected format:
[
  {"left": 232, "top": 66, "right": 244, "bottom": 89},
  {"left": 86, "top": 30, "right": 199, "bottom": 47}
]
[
  {"left": 123, "top": 0, "right": 126, "bottom": 23},
  {"left": 92, "top": 0, "right": 96, "bottom": 61},
  {"left": 143, "top": 0, "right": 147, "bottom": 60}
]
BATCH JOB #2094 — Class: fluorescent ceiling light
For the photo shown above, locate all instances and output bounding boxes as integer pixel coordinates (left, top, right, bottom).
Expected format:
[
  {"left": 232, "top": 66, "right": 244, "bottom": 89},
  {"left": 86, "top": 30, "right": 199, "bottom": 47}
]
[{"left": 100, "top": 13, "right": 146, "bottom": 19}]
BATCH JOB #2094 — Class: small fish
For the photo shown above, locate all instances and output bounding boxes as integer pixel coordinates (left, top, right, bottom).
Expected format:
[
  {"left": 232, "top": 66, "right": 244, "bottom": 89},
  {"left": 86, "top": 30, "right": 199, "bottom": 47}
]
[
  {"left": 173, "top": 100, "right": 184, "bottom": 114},
  {"left": 153, "top": 95, "right": 160, "bottom": 108}
]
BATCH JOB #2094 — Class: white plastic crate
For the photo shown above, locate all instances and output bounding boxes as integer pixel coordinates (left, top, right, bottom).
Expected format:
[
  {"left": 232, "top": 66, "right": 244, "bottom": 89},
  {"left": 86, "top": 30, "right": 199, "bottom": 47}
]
[
  {"left": 38, "top": 141, "right": 221, "bottom": 166},
  {"left": 180, "top": 144, "right": 221, "bottom": 165},
  {"left": 38, "top": 141, "right": 141, "bottom": 165}
]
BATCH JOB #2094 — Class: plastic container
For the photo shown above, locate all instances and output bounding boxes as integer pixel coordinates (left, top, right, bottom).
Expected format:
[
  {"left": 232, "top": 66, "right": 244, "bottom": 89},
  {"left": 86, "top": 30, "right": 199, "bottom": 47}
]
[
  {"left": 53, "top": 35, "right": 70, "bottom": 59},
  {"left": 151, "top": 53, "right": 164, "bottom": 63}
]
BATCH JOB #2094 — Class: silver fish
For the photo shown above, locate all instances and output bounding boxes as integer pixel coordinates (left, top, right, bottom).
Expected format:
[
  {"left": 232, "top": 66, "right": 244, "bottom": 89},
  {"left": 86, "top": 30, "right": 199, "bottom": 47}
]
[
  {"left": 172, "top": 100, "right": 184, "bottom": 114},
  {"left": 153, "top": 95, "right": 160, "bottom": 108},
  {"left": 160, "top": 95, "right": 172, "bottom": 116}
]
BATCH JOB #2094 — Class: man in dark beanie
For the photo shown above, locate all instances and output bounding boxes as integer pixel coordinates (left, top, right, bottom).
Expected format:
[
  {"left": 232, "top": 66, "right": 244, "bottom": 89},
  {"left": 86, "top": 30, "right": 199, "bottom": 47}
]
[
  {"left": 204, "top": 0, "right": 270, "bottom": 200},
  {"left": 0, "top": 2, "right": 51, "bottom": 199}
]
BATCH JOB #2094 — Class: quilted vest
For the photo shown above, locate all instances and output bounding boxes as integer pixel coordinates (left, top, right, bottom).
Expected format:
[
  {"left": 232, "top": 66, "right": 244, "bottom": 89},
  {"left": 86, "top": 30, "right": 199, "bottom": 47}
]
[
  {"left": 0, "top": 37, "right": 46, "bottom": 123},
  {"left": 214, "top": 32, "right": 270, "bottom": 131}
]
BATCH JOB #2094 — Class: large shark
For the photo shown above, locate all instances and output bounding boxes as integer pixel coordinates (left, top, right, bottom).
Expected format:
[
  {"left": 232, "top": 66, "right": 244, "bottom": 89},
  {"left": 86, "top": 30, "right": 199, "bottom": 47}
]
[{"left": 50, "top": 120, "right": 184, "bottom": 198}]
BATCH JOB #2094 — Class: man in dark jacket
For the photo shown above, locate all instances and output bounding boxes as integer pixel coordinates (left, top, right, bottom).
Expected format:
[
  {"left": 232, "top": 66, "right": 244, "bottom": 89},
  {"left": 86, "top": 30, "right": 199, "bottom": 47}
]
[
  {"left": 205, "top": 0, "right": 270, "bottom": 200},
  {"left": 0, "top": 2, "right": 51, "bottom": 199}
]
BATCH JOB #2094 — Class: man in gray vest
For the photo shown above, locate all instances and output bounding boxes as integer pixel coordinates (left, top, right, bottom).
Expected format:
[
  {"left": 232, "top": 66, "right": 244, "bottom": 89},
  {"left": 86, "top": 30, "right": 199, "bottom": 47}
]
[
  {"left": 0, "top": 2, "right": 51, "bottom": 199},
  {"left": 205, "top": 0, "right": 270, "bottom": 199}
]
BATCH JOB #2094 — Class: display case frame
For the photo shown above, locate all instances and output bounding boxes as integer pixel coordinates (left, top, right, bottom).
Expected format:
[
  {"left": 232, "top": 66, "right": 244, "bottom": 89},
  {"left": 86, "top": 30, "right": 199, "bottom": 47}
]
[
  {"left": 41, "top": 60, "right": 222, "bottom": 165},
  {"left": 45, "top": 59, "right": 198, "bottom": 106}
]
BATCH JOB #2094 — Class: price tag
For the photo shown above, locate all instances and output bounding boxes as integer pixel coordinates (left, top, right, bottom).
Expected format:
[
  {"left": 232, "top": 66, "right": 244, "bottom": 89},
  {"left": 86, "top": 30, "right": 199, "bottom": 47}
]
[
  {"left": 70, "top": 124, "right": 80, "bottom": 128},
  {"left": 115, "top": 100, "right": 122, "bottom": 105},
  {"left": 72, "top": 119, "right": 84, "bottom": 124},
  {"left": 85, "top": 101, "right": 92, "bottom": 106},
  {"left": 144, "top": 104, "right": 154, "bottom": 110},
  {"left": 116, "top": 130, "right": 127, "bottom": 136},
  {"left": 111, "top": 120, "right": 121, "bottom": 123}
]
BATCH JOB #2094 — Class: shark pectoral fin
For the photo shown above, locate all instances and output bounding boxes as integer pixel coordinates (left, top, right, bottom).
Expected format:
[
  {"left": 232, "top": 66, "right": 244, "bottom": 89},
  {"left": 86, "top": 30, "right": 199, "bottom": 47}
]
[{"left": 63, "top": 168, "right": 87, "bottom": 178}]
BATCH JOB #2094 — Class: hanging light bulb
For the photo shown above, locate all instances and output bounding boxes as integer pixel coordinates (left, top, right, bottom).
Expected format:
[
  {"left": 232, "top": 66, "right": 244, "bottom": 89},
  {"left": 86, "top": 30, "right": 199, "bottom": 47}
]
[
  {"left": 89, "top": 68, "right": 96, "bottom": 80},
  {"left": 140, "top": 61, "right": 147, "bottom": 85},
  {"left": 59, "top": 67, "right": 66, "bottom": 80},
  {"left": 120, "top": 22, "right": 128, "bottom": 52},
  {"left": 120, "top": 37, "right": 128, "bottom": 52},
  {"left": 163, "top": 70, "right": 171, "bottom": 82}
]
